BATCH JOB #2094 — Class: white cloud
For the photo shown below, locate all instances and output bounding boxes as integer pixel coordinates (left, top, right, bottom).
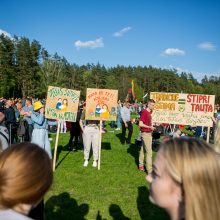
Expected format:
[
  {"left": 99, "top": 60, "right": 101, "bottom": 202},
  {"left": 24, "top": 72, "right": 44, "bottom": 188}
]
[
  {"left": 0, "top": 29, "right": 12, "bottom": 39},
  {"left": 167, "top": 65, "right": 220, "bottom": 82},
  {"left": 198, "top": 42, "right": 216, "bottom": 51},
  {"left": 162, "top": 48, "right": 185, "bottom": 56},
  {"left": 74, "top": 38, "right": 104, "bottom": 50},
  {"left": 113, "top": 26, "right": 132, "bottom": 37}
]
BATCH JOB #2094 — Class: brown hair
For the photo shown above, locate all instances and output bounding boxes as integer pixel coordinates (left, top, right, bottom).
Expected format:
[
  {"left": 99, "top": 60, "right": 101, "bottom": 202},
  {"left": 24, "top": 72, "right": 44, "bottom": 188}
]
[
  {"left": 160, "top": 138, "right": 220, "bottom": 220},
  {"left": 0, "top": 142, "right": 53, "bottom": 208},
  {"left": 148, "top": 99, "right": 156, "bottom": 104}
]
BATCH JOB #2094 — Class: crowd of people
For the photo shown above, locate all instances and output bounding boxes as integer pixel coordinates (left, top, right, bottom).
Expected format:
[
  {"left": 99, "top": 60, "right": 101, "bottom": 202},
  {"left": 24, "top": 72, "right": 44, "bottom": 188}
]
[{"left": 0, "top": 96, "right": 220, "bottom": 220}]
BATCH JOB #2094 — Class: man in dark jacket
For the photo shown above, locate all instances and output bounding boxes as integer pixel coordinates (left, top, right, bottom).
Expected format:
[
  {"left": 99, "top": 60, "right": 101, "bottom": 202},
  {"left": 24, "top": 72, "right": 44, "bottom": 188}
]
[{"left": 4, "top": 99, "right": 17, "bottom": 144}]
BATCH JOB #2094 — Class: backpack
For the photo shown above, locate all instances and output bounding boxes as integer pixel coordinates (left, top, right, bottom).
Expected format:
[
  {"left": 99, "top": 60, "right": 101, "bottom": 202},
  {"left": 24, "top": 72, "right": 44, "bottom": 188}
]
[
  {"left": 17, "top": 119, "right": 27, "bottom": 136},
  {"left": 0, "top": 125, "right": 9, "bottom": 151}
]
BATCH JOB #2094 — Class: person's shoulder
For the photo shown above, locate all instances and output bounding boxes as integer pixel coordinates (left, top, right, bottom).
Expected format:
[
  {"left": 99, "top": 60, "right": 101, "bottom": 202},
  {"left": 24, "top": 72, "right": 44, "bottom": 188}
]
[
  {"left": 0, "top": 209, "right": 33, "bottom": 220},
  {"left": 140, "top": 109, "right": 147, "bottom": 115},
  {"left": 29, "top": 105, "right": 34, "bottom": 110}
]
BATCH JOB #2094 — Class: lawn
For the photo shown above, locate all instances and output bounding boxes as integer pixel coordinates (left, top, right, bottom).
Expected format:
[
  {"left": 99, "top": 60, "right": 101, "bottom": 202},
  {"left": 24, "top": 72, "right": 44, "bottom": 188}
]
[{"left": 45, "top": 123, "right": 169, "bottom": 220}]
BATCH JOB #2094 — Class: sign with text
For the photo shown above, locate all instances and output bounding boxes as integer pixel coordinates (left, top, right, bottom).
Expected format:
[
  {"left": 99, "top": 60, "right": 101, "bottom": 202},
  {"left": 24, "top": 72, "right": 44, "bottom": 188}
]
[
  {"left": 150, "top": 92, "right": 215, "bottom": 127},
  {"left": 45, "top": 86, "right": 80, "bottom": 122},
  {"left": 85, "top": 88, "right": 118, "bottom": 121}
]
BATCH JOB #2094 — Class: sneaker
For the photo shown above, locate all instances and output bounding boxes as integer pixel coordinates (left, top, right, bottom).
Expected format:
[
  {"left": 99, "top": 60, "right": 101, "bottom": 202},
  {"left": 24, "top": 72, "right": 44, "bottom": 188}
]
[
  {"left": 139, "top": 165, "right": 145, "bottom": 171},
  {"left": 83, "top": 160, "right": 88, "bottom": 167},
  {"left": 115, "top": 128, "right": 120, "bottom": 131},
  {"left": 92, "top": 160, "right": 97, "bottom": 167}
]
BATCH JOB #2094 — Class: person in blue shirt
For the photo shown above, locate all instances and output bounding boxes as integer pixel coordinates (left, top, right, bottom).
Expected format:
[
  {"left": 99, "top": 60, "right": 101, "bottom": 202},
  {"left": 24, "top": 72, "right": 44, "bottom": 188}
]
[
  {"left": 20, "top": 98, "right": 34, "bottom": 141},
  {"left": 25, "top": 101, "right": 56, "bottom": 159}
]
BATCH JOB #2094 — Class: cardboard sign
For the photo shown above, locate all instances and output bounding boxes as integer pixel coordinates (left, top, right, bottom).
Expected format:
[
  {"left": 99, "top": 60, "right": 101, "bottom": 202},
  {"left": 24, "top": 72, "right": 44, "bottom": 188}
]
[
  {"left": 150, "top": 92, "right": 215, "bottom": 127},
  {"left": 85, "top": 88, "right": 118, "bottom": 121},
  {"left": 45, "top": 86, "right": 80, "bottom": 122}
]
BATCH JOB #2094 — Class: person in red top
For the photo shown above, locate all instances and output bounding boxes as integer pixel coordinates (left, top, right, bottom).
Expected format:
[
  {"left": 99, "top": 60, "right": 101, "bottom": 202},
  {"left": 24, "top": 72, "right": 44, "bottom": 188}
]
[{"left": 138, "top": 99, "right": 156, "bottom": 173}]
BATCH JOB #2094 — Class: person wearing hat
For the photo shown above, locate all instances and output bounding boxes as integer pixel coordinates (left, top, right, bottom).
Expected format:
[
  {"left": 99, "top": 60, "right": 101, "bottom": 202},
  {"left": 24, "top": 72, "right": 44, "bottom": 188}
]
[{"left": 25, "top": 101, "right": 56, "bottom": 159}]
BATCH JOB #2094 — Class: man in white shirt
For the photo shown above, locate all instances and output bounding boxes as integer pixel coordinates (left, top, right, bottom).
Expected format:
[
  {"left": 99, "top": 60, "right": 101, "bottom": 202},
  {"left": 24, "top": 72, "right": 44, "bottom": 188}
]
[{"left": 120, "top": 101, "right": 133, "bottom": 145}]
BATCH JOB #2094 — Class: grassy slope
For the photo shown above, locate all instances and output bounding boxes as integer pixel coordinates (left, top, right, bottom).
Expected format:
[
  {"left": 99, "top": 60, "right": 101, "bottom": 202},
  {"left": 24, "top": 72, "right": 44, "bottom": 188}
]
[{"left": 45, "top": 124, "right": 169, "bottom": 220}]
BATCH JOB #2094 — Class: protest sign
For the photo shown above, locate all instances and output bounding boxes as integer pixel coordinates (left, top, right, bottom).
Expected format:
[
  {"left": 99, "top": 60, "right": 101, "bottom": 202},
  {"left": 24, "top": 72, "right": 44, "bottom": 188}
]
[
  {"left": 85, "top": 88, "right": 118, "bottom": 121},
  {"left": 45, "top": 86, "right": 80, "bottom": 171},
  {"left": 45, "top": 86, "right": 80, "bottom": 122},
  {"left": 150, "top": 92, "right": 215, "bottom": 127},
  {"left": 85, "top": 88, "right": 118, "bottom": 170}
]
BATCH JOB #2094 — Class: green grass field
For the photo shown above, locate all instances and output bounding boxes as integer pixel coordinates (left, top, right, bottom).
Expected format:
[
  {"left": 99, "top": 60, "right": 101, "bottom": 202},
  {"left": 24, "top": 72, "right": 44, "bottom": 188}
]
[{"left": 45, "top": 123, "right": 169, "bottom": 220}]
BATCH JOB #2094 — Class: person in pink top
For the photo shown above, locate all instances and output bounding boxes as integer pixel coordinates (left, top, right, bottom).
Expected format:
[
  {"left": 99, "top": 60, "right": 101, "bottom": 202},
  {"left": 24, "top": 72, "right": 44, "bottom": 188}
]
[{"left": 138, "top": 99, "right": 156, "bottom": 173}]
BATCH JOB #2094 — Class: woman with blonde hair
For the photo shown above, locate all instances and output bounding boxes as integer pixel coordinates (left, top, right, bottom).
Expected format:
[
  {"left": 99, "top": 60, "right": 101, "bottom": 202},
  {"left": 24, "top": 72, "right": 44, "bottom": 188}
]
[
  {"left": 214, "top": 121, "right": 220, "bottom": 153},
  {"left": 0, "top": 142, "right": 53, "bottom": 219},
  {"left": 146, "top": 138, "right": 220, "bottom": 220}
]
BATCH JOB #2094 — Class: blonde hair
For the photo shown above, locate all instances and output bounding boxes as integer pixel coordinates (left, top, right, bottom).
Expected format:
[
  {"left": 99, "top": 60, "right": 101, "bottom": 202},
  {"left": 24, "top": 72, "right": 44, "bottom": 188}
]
[
  {"left": 0, "top": 142, "right": 53, "bottom": 208},
  {"left": 214, "top": 121, "right": 220, "bottom": 153},
  {"left": 160, "top": 138, "right": 220, "bottom": 220}
]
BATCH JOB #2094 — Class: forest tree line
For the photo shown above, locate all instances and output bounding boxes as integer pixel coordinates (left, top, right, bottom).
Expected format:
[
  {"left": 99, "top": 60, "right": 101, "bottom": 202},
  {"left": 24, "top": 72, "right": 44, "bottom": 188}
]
[{"left": 0, "top": 34, "right": 220, "bottom": 103}]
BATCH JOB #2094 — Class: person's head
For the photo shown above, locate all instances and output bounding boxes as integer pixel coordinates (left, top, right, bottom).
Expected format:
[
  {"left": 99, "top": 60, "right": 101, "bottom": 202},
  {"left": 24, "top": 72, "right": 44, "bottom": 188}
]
[
  {"left": 96, "top": 104, "right": 101, "bottom": 109},
  {"left": 125, "top": 101, "right": 131, "bottom": 108},
  {"left": 5, "top": 99, "right": 12, "bottom": 108},
  {"left": 147, "top": 99, "right": 156, "bottom": 111},
  {"left": 25, "top": 98, "right": 32, "bottom": 107},
  {"left": 0, "top": 142, "right": 53, "bottom": 214},
  {"left": 102, "top": 104, "right": 108, "bottom": 110},
  {"left": 146, "top": 138, "right": 220, "bottom": 220},
  {"left": 0, "top": 112, "right": 5, "bottom": 123},
  {"left": 33, "top": 101, "right": 44, "bottom": 112},
  {"left": 16, "top": 102, "right": 22, "bottom": 110},
  {"left": 62, "top": 99, "right": 68, "bottom": 105}
]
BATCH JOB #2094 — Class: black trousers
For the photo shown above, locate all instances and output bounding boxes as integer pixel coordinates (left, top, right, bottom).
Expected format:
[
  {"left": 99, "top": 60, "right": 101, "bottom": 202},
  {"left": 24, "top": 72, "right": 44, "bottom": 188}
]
[
  {"left": 121, "top": 121, "right": 133, "bottom": 144},
  {"left": 6, "top": 123, "right": 17, "bottom": 144},
  {"left": 68, "top": 121, "right": 80, "bottom": 148}
]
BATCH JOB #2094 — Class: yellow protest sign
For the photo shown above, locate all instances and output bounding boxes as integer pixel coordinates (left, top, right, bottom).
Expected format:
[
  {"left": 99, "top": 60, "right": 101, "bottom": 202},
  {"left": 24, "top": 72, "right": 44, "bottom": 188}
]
[
  {"left": 150, "top": 92, "right": 215, "bottom": 127},
  {"left": 45, "top": 86, "right": 80, "bottom": 122},
  {"left": 85, "top": 88, "right": 118, "bottom": 121}
]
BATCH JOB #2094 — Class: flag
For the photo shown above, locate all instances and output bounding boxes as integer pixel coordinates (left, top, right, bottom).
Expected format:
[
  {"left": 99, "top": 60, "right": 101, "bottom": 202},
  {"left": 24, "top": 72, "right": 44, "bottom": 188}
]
[{"left": 126, "top": 80, "right": 136, "bottom": 103}]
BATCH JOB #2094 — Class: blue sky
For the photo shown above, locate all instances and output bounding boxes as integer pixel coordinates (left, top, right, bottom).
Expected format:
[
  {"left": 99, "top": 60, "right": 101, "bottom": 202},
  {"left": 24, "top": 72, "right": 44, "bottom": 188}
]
[{"left": 1, "top": 0, "right": 220, "bottom": 80}]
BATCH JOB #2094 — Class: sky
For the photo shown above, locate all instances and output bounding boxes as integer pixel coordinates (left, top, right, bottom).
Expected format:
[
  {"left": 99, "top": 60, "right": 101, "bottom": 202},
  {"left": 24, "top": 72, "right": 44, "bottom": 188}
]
[{"left": 1, "top": 0, "right": 220, "bottom": 81}]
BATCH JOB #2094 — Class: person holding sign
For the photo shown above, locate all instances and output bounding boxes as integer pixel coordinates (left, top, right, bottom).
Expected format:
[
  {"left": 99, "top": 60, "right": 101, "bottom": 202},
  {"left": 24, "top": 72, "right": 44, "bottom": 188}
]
[
  {"left": 80, "top": 104, "right": 100, "bottom": 168},
  {"left": 139, "top": 99, "right": 156, "bottom": 173},
  {"left": 25, "top": 101, "right": 56, "bottom": 159}
]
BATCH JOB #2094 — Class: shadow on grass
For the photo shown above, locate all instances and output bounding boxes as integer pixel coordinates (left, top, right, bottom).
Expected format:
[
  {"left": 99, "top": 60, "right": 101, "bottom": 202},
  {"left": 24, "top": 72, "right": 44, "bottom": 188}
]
[
  {"left": 52, "top": 145, "right": 71, "bottom": 169},
  {"left": 101, "top": 142, "right": 111, "bottom": 150},
  {"left": 127, "top": 143, "right": 140, "bottom": 167},
  {"left": 115, "top": 133, "right": 125, "bottom": 144},
  {"left": 109, "top": 204, "right": 130, "bottom": 220},
  {"left": 137, "top": 186, "right": 169, "bottom": 220},
  {"left": 45, "top": 192, "right": 89, "bottom": 220}
]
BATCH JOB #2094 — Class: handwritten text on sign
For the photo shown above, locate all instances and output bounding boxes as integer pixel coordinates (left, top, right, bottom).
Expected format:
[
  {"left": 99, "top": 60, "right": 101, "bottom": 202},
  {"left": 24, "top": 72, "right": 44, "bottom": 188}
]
[
  {"left": 86, "top": 88, "right": 118, "bottom": 121},
  {"left": 45, "top": 86, "right": 80, "bottom": 122},
  {"left": 150, "top": 92, "right": 215, "bottom": 127}
]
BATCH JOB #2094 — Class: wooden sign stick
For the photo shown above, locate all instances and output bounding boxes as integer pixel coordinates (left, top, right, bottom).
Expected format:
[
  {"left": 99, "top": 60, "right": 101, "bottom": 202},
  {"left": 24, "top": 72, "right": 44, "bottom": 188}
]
[
  {"left": 98, "top": 120, "right": 102, "bottom": 170},
  {"left": 53, "top": 122, "right": 60, "bottom": 171}
]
